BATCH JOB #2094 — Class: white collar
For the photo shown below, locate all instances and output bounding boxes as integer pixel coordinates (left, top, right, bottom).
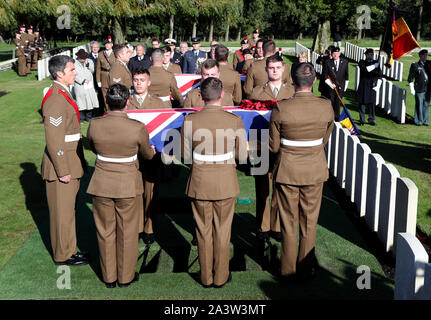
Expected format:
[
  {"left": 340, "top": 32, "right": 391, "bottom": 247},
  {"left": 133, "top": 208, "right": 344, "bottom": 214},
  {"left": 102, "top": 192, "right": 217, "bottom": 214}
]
[
  {"left": 106, "top": 49, "right": 112, "bottom": 56},
  {"left": 54, "top": 81, "right": 70, "bottom": 93},
  {"left": 119, "top": 60, "right": 128, "bottom": 68},
  {"left": 163, "top": 62, "right": 170, "bottom": 69}
]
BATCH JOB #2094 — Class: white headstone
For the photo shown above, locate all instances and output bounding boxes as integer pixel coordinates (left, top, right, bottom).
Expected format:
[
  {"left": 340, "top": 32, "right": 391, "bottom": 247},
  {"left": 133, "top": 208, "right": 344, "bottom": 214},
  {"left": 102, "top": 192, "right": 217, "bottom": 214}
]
[
  {"left": 394, "top": 177, "right": 418, "bottom": 251},
  {"left": 385, "top": 81, "right": 393, "bottom": 114},
  {"left": 355, "top": 143, "right": 372, "bottom": 217},
  {"left": 355, "top": 66, "right": 360, "bottom": 91},
  {"left": 345, "top": 135, "right": 360, "bottom": 202},
  {"left": 336, "top": 128, "right": 350, "bottom": 188},
  {"left": 329, "top": 122, "right": 342, "bottom": 177},
  {"left": 365, "top": 153, "right": 385, "bottom": 232},
  {"left": 378, "top": 163, "right": 400, "bottom": 252},
  {"left": 394, "top": 233, "right": 429, "bottom": 300}
]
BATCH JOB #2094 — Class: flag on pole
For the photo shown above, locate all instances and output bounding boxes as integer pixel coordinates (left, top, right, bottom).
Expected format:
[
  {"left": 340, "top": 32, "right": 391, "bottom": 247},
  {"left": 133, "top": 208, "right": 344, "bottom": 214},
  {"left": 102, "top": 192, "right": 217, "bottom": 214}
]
[
  {"left": 380, "top": 3, "right": 419, "bottom": 67},
  {"left": 339, "top": 105, "right": 360, "bottom": 136}
]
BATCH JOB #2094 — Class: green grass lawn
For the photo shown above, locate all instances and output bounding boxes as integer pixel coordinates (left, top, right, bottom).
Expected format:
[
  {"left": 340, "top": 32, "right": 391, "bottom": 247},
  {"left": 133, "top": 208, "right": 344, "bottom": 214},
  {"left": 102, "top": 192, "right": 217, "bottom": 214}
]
[{"left": 0, "top": 48, "right": 428, "bottom": 299}]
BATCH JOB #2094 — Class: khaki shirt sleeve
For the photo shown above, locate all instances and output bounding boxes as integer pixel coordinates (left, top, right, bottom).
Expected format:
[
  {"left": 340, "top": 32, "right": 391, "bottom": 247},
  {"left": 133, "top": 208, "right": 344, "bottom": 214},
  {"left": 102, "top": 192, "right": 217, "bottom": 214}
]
[
  {"left": 244, "top": 65, "right": 255, "bottom": 98},
  {"left": 170, "top": 75, "right": 184, "bottom": 106},
  {"left": 269, "top": 103, "right": 281, "bottom": 154},
  {"left": 139, "top": 124, "right": 154, "bottom": 160},
  {"left": 233, "top": 73, "right": 242, "bottom": 105},
  {"left": 43, "top": 102, "right": 69, "bottom": 178},
  {"left": 235, "top": 117, "right": 248, "bottom": 163},
  {"left": 180, "top": 115, "right": 192, "bottom": 163}
]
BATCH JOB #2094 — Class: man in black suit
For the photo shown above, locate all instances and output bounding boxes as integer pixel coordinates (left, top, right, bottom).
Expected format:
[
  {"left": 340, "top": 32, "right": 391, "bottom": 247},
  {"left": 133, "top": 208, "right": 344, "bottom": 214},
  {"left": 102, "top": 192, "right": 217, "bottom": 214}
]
[
  {"left": 145, "top": 38, "right": 161, "bottom": 60},
  {"left": 129, "top": 43, "right": 152, "bottom": 74},
  {"left": 356, "top": 48, "right": 382, "bottom": 126},
  {"left": 317, "top": 45, "right": 335, "bottom": 95},
  {"left": 408, "top": 49, "right": 431, "bottom": 126},
  {"left": 321, "top": 47, "right": 349, "bottom": 120}
]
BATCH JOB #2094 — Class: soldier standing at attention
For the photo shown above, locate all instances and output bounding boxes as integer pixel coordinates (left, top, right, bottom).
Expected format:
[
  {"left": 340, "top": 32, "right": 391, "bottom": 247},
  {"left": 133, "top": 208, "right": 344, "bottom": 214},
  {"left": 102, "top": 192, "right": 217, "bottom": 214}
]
[
  {"left": 250, "top": 54, "right": 294, "bottom": 243},
  {"left": 244, "top": 40, "right": 291, "bottom": 98},
  {"left": 408, "top": 49, "right": 431, "bottom": 126},
  {"left": 180, "top": 77, "right": 248, "bottom": 288},
  {"left": 232, "top": 37, "right": 249, "bottom": 71},
  {"left": 96, "top": 36, "right": 115, "bottom": 110},
  {"left": 148, "top": 49, "right": 184, "bottom": 107},
  {"left": 127, "top": 68, "right": 164, "bottom": 245},
  {"left": 182, "top": 37, "right": 206, "bottom": 74},
  {"left": 41, "top": 55, "right": 89, "bottom": 266},
  {"left": 86, "top": 84, "right": 155, "bottom": 288},
  {"left": 356, "top": 48, "right": 382, "bottom": 126},
  {"left": 14, "top": 31, "right": 28, "bottom": 77},
  {"left": 269, "top": 63, "right": 334, "bottom": 281},
  {"left": 184, "top": 59, "right": 234, "bottom": 108},
  {"left": 214, "top": 44, "right": 242, "bottom": 105},
  {"left": 162, "top": 46, "right": 182, "bottom": 74},
  {"left": 108, "top": 44, "right": 133, "bottom": 92}
]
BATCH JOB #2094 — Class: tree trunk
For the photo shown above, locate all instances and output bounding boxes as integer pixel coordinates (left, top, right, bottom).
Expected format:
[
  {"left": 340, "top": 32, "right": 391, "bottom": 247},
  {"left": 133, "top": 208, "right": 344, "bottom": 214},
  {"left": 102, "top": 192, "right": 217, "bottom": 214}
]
[
  {"left": 225, "top": 17, "right": 230, "bottom": 42},
  {"left": 0, "top": 35, "right": 4, "bottom": 44},
  {"left": 192, "top": 22, "right": 197, "bottom": 38},
  {"left": 209, "top": 20, "right": 214, "bottom": 43},
  {"left": 169, "top": 15, "right": 174, "bottom": 39},
  {"left": 313, "top": 20, "right": 331, "bottom": 54},
  {"left": 298, "top": 32, "right": 303, "bottom": 40},
  {"left": 357, "top": 28, "right": 362, "bottom": 40},
  {"left": 113, "top": 16, "right": 126, "bottom": 44},
  {"left": 417, "top": 1, "right": 423, "bottom": 41},
  {"left": 237, "top": 27, "right": 241, "bottom": 42}
]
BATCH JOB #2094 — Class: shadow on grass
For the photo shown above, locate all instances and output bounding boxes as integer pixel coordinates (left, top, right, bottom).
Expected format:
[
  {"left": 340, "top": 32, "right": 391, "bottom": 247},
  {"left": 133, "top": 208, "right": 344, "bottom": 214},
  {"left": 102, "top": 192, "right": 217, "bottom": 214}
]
[
  {"left": 258, "top": 257, "right": 394, "bottom": 299},
  {"left": 19, "top": 162, "right": 102, "bottom": 282}
]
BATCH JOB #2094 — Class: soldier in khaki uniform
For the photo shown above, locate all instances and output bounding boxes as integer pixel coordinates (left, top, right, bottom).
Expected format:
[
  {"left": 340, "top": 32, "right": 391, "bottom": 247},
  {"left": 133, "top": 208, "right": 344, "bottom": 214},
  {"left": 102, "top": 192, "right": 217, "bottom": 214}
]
[
  {"left": 162, "top": 46, "right": 182, "bottom": 74},
  {"left": 96, "top": 36, "right": 116, "bottom": 109},
  {"left": 148, "top": 49, "right": 183, "bottom": 107},
  {"left": 248, "top": 28, "right": 260, "bottom": 51},
  {"left": 180, "top": 77, "right": 248, "bottom": 288},
  {"left": 269, "top": 63, "right": 334, "bottom": 280},
  {"left": 184, "top": 60, "right": 234, "bottom": 108},
  {"left": 244, "top": 40, "right": 291, "bottom": 98},
  {"left": 31, "top": 28, "right": 45, "bottom": 70},
  {"left": 232, "top": 38, "right": 249, "bottom": 71},
  {"left": 250, "top": 55, "right": 294, "bottom": 242},
  {"left": 41, "top": 55, "right": 88, "bottom": 266},
  {"left": 18, "top": 24, "right": 32, "bottom": 74},
  {"left": 87, "top": 84, "right": 155, "bottom": 288},
  {"left": 25, "top": 25, "right": 36, "bottom": 72},
  {"left": 128, "top": 68, "right": 165, "bottom": 245},
  {"left": 242, "top": 39, "right": 265, "bottom": 74},
  {"left": 108, "top": 44, "right": 132, "bottom": 91},
  {"left": 215, "top": 44, "right": 242, "bottom": 105},
  {"left": 14, "top": 31, "right": 28, "bottom": 77}
]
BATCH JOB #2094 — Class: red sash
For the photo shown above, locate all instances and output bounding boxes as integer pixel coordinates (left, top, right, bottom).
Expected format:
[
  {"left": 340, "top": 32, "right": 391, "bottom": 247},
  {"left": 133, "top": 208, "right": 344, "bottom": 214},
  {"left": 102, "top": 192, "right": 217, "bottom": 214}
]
[
  {"left": 237, "top": 50, "right": 245, "bottom": 62},
  {"left": 41, "top": 87, "right": 80, "bottom": 123}
]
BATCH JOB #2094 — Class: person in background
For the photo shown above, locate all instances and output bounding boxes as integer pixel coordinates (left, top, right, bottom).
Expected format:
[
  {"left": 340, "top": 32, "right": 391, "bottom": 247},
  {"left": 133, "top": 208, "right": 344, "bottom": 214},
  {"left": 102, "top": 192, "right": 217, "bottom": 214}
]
[
  {"left": 236, "top": 48, "right": 253, "bottom": 75},
  {"left": 356, "top": 48, "right": 382, "bottom": 126},
  {"left": 96, "top": 35, "right": 116, "bottom": 110},
  {"left": 164, "top": 38, "right": 182, "bottom": 65},
  {"left": 108, "top": 44, "right": 132, "bottom": 91},
  {"left": 129, "top": 43, "right": 152, "bottom": 74},
  {"left": 408, "top": 49, "right": 431, "bottom": 126},
  {"left": 73, "top": 49, "right": 99, "bottom": 122},
  {"left": 145, "top": 38, "right": 161, "bottom": 60},
  {"left": 233, "top": 37, "right": 249, "bottom": 71},
  {"left": 207, "top": 40, "right": 218, "bottom": 60},
  {"left": 182, "top": 37, "right": 206, "bottom": 74},
  {"left": 162, "top": 46, "right": 182, "bottom": 74}
]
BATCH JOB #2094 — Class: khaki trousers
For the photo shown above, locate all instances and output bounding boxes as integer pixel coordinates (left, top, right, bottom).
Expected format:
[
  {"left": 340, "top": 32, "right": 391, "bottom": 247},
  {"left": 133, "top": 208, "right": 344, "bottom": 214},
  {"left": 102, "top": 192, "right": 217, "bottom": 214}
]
[
  {"left": 45, "top": 179, "right": 80, "bottom": 262},
  {"left": 17, "top": 55, "right": 27, "bottom": 76},
  {"left": 276, "top": 182, "right": 324, "bottom": 276},
  {"left": 254, "top": 172, "right": 280, "bottom": 233},
  {"left": 191, "top": 198, "right": 235, "bottom": 286},
  {"left": 92, "top": 196, "right": 139, "bottom": 284}
]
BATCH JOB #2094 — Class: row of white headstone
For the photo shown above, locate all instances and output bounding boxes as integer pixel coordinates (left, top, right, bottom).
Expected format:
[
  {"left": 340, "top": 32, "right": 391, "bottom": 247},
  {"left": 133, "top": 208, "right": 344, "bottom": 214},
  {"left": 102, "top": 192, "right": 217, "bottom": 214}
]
[
  {"left": 326, "top": 122, "right": 431, "bottom": 299},
  {"left": 354, "top": 67, "right": 407, "bottom": 123},
  {"left": 37, "top": 43, "right": 91, "bottom": 81},
  {"left": 326, "top": 122, "right": 418, "bottom": 253},
  {"left": 345, "top": 42, "right": 404, "bottom": 82}
]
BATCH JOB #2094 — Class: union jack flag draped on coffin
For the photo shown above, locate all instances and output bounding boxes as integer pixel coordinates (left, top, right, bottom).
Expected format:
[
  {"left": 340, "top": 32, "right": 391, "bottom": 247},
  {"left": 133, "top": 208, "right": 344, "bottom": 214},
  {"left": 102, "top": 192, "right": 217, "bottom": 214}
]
[
  {"left": 126, "top": 107, "right": 271, "bottom": 152},
  {"left": 174, "top": 74, "right": 247, "bottom": 99}
]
